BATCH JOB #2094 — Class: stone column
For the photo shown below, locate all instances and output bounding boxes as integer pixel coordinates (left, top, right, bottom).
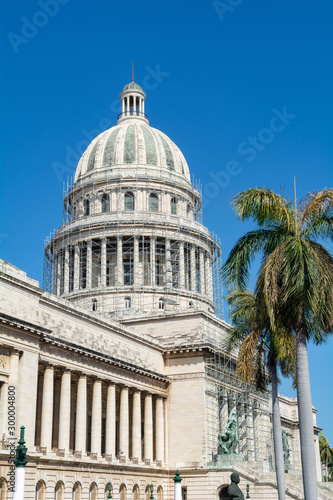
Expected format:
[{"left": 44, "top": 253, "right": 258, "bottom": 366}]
[
  {"left": 246, "top": 404, "right": 255, "bottom": 460},
  {"left": 75, "top": 375, "right": 87, "bottom": 454},
  {"left": 144, "top": 394, "right": 153, "bottom": 461},
  {"left": 56, "top": 254, "right": 61, "bottom": 296},
  {"left": 40, "top": 365, "right": 54, "bottom": 451},
  {"left": 155, "top": 397, "right": 164, "bottom": 463},
  {"left": 134, "top": 235, "right": 139, "bottom": 286},
  {"left": 164, "top": 398, "right": 168, "bottom": 465},
  {"left": 191, "top": 245, "right": 196, "bottom": 292},
  {"left": 165, "top": 239, "right": 172, "bottom": 288},
  {"left": 64, "top": 246, "right": 69, "bottom": 294},
  {"left": 150, "top": 237, "right": 156, "bottom": 286},
  {"left": 199, "top": 249, "right": 205, "bottom": 294},
  {"left": 74, "top": 245, "right": 80, "bottom": 291},
  {"left": 86, "top": 240, "right": 92, "bottom": 289},
  {"left": 119, "top": 386, "right": 129, "bottom": 458},
  {"left": 205, "top": 254, "right": 213, "bottom": 300},
  {"left": 101, "top": 238, "right": 107, "bottom": 287},
  {"left": 105, "top": 383, "right": 116, "bottom": 457},
  {"left": 117, "top": 236, "right": 123, "bottom": 286},
  {"left": 9, "top": 350, "right": 20, "bottom": 387},
  {"left": 58, "top": 370, "right": 71, "bottom": 454},
  {"left": 0, "top": 382, "right": 8, "bottom": 437},
  {"left": 220, "top": 395, "right": 229, "bottom": 433},
  {"left": 91, "top": 379, "right": 102, "bottom": 456},
  {"left": 179, "top": 241, "right": 185, "bottom": 289},
  {"left": 238, "top": 402, "right": 246, "bottom": 454},
  {"left": 132, "top": 390, "right": 141, "bottom": 461}
]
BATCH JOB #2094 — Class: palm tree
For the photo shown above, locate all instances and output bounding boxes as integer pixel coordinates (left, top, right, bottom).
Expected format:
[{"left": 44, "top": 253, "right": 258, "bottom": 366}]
[
  {"left": 227, "top": 289, "right": 295, "bottom": 500},
  {"left": 319, "top": 433, "right": 332, "bottom": 481},
  {"left": 222, "top": 187, "right": 333, "bottom": 500}
]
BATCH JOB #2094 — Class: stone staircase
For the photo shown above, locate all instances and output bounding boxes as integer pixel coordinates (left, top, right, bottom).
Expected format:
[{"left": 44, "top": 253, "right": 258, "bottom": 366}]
[{"left": 233, "top": 460, "right": 333, "bottom": 499}]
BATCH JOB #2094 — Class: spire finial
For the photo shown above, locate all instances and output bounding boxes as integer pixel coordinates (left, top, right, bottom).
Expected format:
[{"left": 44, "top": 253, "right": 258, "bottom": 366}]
[{"left": 132, "top": 61, "right": 134, "bottom": 82}]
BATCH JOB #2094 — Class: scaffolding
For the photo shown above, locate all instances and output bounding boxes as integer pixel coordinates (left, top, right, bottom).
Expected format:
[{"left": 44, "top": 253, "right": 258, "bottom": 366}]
[
  {"left": 42, "top": 169, "right": 295, "bottom": 474},
  {"left": 43, "top": 169, "right": 218, "bottom": 319}
]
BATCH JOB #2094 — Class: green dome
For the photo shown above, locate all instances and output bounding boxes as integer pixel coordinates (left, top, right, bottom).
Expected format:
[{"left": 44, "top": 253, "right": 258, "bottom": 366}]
[{"left": 122, "top": 81, "right": 144, "bottom": 93}]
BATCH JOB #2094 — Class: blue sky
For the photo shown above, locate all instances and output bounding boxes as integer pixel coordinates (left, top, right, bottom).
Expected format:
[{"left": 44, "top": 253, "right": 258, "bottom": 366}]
[{"left": 1, "top": 1, "right": 332, "bottom": 442}]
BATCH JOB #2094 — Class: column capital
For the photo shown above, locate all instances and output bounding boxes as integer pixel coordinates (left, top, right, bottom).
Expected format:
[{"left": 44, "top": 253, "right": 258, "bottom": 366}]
[
  {"left": 91, "top": 377, "right": 103, "bottom": 384},
  {"left": 10, "top": 348, "right": 21, "bottom": 357},
  {"left": 42, "top": 362, "right": 56, "bottom": 371},
  {"left": 60, "top": 367, "right": 72, "bottom": 375},
  {"left": 119, "top": 384, "right": 130, "bottom": 391}
]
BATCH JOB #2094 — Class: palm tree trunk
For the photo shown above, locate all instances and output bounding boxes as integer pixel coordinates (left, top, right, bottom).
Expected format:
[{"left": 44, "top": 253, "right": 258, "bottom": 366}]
[
  {"left": 271, "top": 358, "right": 286, "bottom": 500},
  {"left": 296, "top": 328, "right": 318, "bottom": 499}
]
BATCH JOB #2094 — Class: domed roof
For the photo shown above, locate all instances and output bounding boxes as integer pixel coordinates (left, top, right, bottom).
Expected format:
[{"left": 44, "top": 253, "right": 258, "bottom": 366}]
[
  {"left": 74, "top": 119, "right": 191, "bottom": 183},
  {"left": 122, "top": 81, "right": 144, "bottom": 93}
]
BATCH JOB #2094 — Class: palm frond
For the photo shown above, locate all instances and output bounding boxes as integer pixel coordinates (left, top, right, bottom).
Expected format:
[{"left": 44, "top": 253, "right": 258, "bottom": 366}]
[
  {"left": 300, "top": 188, "right": 333, "bottom": 227},
  {"left": 221, "top": 228, "right": 289, "bottom": 289},
  {"left": 232, "top": 187, "right": 294, "bottom": 230},
  {"left": 236, "top": 329, "right": 262, "bottom": 382},
  {"left": 301, "top": 213, "right": 333, "bottom": 241}
]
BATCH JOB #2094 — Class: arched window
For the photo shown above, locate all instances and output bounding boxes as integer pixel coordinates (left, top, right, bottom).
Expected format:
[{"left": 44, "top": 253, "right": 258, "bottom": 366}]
[
  {"left": 92, "top": 299, "right": 97, "bottom": 311},
  {"left": 73, "top": 482, "right": 82, "bottom": 500},
  {"left": 101, "top": 193, "right": 110, "bottom": 213},
  {"left": 0, "top": 478, "right": 8, "bottom": 500},
  {"left": 186, "top": 204, "right": 191, "bottom": 217},
  {"left": 35, "top": 480, "right": 46, "bottom": 500},
  {"left": 171, "top": 197, "right": 177, "bottom": 215},
  {"left": 159, "top": 298, "right": 165, "bottom": 310},
  {"left": 55, "top": 481, "right": 65, "bottom": 500},
  {"left": 145, "top": 485, "right": 151, "bottom": 500},
  {"left": 119, "top": 484, "right": 127, "bottom": 500},
  {"left": 157, "top": 486, "right": 163, "bottom": 500},
  {"left": 124, "top": 296, "right": 131, "bottom": 309},
  {"left": 124, "top": 192, "right": 134, "bottom": 211},
  {"left": 219, "top": 485, "right": 230, "bottom": 500},
  {"left": 84, "top": 199, "right": 90, "bottom": 216},
  {"left": 149, "top": 193, "right": 159, "bottom": 212},
  {"left": 133, "top": 485, "right": 140, "bottom": 500},
  {"left": 90, "top": 483, "right": 98, "bottom": 500}
]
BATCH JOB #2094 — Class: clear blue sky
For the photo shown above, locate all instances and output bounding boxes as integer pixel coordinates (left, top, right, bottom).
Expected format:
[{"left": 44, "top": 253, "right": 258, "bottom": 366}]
[{"left": 1, "top": 1, "right": 332, "bottom": 442}]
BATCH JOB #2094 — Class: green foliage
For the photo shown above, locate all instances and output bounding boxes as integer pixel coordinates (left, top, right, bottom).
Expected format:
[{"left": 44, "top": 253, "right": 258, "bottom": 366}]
[
  {"left": 226, "top": 289, "right": 295, "bottom": 391},
  {"left": 222, "top": 187, "right": 333, "bottom": 342}
]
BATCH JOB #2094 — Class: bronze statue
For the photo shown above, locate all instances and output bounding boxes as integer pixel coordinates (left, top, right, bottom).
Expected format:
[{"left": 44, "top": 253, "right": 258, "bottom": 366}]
[
  {"left": 227, "top": 472, "right": 244, "bottom": 500},
  {"left": 218, "top": 412, "right": 239, "bottom": 454}
]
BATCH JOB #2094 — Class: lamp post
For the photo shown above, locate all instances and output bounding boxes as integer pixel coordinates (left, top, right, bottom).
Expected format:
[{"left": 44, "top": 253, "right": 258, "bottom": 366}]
[
  {"left": 107, "top": 481, "right": 112, "bottom": 499},
  {"left": 150, "top": 483, "right": 154, "bottom": 499},
  {"left": 13, "top": 426, "right": 27, "bottom": 500},
  {"left": 173, "top": 470, "right": 182, "bottom": 500}
]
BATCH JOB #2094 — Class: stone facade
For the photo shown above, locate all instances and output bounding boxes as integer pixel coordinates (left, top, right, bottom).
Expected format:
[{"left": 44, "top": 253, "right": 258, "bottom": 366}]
[{"left": 0, "top": 80, "right": 327, "bottom": 499}]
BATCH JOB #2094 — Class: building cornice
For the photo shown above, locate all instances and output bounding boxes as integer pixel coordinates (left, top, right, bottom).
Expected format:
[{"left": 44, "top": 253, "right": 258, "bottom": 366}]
[
  {"left": 0, "top": 312, "right": 51, "bottom": 337},
  {"left": 40, "top": 335, "right": 168, "bottom": 382}
]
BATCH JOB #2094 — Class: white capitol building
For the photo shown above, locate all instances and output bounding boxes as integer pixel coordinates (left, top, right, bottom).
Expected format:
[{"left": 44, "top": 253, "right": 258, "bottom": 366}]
[{"left": 0, "top": 79, "right": 325, "bottom": 499}]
